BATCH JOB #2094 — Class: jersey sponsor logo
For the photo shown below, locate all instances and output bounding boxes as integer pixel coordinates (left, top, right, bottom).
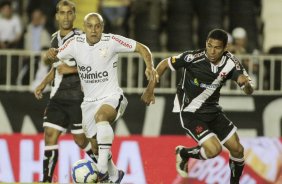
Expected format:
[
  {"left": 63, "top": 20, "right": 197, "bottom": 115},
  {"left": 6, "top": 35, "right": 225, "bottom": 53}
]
[
  {"left": 78, "top": 65, "right": 109, "bottom": 83},
  {"left": 226, "top": 52, "right": 240, "bottom": 64},
  {"left": 200, "top": 83, "right": 221, "bottom": 89},
  {"left": 171, "top": 56, "right": 176, "bottom": 63},
  {"left": 194, "top": 78, "right": 199, "bottom": 86},
  {"left": 190, "top": 78, "right": 221, "bottom": 89},
  {"left": 112, "top": 36, "right": 133, "bottom": 48},
  {"left": 58, "top": 37, "right": 75, "bottom": 52},
  {"left": 76, "top": 37, "right": 85, "bottom": 43},
  {"left": 184, "top": 54, "right": 194, "bottom": 62}
]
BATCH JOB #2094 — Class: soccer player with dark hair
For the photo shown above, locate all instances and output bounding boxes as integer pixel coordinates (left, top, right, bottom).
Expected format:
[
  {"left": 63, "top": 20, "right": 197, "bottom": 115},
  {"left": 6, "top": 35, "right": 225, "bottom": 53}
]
[
  {"left": 142, "top": 28, "right": 254, "bottom": 184},
  {"left": 34, "top": 0, "right": 96, "bottom": 182}
]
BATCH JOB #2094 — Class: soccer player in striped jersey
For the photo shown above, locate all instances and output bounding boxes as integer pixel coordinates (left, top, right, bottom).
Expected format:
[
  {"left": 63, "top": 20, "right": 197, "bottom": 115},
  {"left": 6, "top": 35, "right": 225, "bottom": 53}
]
[{"left": 142, "top": 29, "right": 254, "bottom": 184}]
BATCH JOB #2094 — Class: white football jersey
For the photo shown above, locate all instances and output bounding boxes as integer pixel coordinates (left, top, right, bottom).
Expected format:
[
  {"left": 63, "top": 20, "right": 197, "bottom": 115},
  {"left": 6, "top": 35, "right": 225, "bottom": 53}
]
[{"left": 57, "top": 33, "right": 136, "bottom": 101}]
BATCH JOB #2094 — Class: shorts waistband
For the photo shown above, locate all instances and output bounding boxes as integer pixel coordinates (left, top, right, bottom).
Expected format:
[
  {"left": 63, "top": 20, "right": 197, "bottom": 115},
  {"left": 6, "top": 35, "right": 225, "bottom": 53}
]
[{"left": 83, "top": 97, "right": 107, "bottom": 102}]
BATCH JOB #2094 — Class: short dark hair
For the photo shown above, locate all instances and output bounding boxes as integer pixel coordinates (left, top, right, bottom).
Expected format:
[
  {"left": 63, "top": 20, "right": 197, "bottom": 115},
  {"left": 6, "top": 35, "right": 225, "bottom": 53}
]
[
  {"left": 0, "top": 0, "right": 12, "bottom": 9},
  {"left": 207, "top": 29, "right": 228, "bottom": 47},
  {"left": 56, "top": 0, "right": 76, "bottom": 13}
]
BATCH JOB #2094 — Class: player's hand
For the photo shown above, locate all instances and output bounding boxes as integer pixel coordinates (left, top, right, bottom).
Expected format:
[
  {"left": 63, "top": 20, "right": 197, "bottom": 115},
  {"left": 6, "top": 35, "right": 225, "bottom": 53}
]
[
  {"left": 57, "top": 63, "right": 76, "bottom": 75},
  {"left": 145, "top": 67, "right": 159, "bottom": 83},
  {"left": 34, "top": 84, "right": 45, "bottom": 100},
  {"left": 237, "top": 74, "right": 249, "bottom": 86},
  {"left": 141, "top": 89, "right": 155, "bottom": 106},
  {"left": 45, "top": 48, "right": 58, "bottom": 63}
]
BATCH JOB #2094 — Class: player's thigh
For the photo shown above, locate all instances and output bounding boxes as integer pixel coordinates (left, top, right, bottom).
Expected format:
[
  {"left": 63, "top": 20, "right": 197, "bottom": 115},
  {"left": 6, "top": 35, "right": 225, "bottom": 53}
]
[
  {"left": 95, "top": 94, "right": 127, "bottom": 123},
  {"left": 223, "top": 132, "right": 244, "bottom": 157},
  {"left": 43, "top": 100, "right": 68, "bottom": 137},
  {"left": 43, "top": 100, "right": 68, "bottom": 132},
  {"left": 72, "top": 133, "right": 89, "bottom": 149},
  {"left": 208, "top": 112, "right": 237, "bottom": 145},
  {"left": 44, "top": 126, "right": 62, "bottom": 145},
  {"left": 81, "top": 101, "right": 98, "bottom": 139},
  {"left": 64, "top": 100, "right": 84, "bottom": 134},
  {"left": 201, "top": 135, "right": 222, "bottom": 158}
]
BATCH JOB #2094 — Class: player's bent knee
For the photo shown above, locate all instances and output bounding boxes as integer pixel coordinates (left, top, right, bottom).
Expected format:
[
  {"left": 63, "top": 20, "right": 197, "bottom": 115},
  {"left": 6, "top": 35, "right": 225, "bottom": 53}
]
[
  {"left": 73, "top": 134, "right": 89, "bottom": 149},
  {"left": 231, "top": 144, "right": 244, "bottom": 158},
  {"left": 203, "top": 143, "right": 222, "bottom": 158},
  {"left": 44, "top": 127, "right": 60, "bottom": 145}
]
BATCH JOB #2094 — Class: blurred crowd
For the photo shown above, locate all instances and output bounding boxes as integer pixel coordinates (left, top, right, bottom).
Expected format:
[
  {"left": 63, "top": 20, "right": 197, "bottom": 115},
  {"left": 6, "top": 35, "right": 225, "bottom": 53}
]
[
  {"left": 0, "top": 0, "right": 264, "bottom": 53},
  {"left": 0, "top": 0, "right": 281, "bottom": 90}
]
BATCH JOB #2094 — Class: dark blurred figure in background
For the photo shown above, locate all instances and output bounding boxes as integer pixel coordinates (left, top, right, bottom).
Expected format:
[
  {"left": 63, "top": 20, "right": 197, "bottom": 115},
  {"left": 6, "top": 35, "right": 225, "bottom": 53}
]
[
  {"left": 229, "top": 27, "right": 259, "bottom": 89},
  {"left": 99, "top": 0, "right": 131, "bottom": 37},
  {"left": 0, "top": 0, "right": 22, "bottom": 49},
  {"left": 16, "top": 8, "right": 51, "bottom": 86},
  {"left": 132, "top": 0, "right": 163, "bottom": 52},
  {"left": 26, "top": 0, "right": 57, "bottom": 34},
  {"left": 24, "top": 8, "right": 50, "bottom": 52}
]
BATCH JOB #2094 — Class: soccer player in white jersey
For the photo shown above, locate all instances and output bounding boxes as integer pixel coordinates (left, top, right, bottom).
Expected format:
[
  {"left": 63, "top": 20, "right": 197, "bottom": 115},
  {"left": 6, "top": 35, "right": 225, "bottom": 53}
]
[{"left": 45, "top": 13, "right": 158, "bottom": 182}]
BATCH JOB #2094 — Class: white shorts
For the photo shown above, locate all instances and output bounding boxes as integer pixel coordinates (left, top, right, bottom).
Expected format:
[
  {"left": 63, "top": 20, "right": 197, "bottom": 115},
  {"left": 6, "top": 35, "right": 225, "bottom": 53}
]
[{"left": 81, "top": 94, "right": 128, "bottom": 138}]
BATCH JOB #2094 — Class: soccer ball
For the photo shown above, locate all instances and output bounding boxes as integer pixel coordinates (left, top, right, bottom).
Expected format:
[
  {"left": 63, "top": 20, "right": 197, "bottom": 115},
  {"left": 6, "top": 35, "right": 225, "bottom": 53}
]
[{"left": 71, "top": 159, "right": 98, "bottom": 183}]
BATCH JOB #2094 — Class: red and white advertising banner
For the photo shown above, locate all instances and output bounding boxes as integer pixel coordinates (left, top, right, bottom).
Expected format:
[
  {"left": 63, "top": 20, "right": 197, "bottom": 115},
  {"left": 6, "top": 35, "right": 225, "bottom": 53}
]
[{"left": 0, "top": 135, "right": 282, "bottom": 184}]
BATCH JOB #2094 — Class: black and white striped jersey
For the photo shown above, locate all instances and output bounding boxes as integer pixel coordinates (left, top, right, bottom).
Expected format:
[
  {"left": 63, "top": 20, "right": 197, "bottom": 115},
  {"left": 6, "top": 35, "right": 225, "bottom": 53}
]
[
  {"left": 49, "top": 28, "right": 83, "bottom": 100},
  {"left": 168, "top": 49, "right": 248, "bottom": 113}
]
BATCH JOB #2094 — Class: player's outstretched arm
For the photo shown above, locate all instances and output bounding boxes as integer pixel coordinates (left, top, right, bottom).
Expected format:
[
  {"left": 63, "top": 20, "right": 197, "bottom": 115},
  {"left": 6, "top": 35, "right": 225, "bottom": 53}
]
[
  {"left": 34, "top": 67, "right": 55, "bottom": 100},
  {"left": 135, "top": 42, "right": 159, "bottom": 83},
  {"left": 57, "top": 63, "right": 78, "bottom": 75},
  {"left": 141, "top": 59, "right": 169, "bottom": 105},
  {"left": 237, "top": 74, "right": 254, "bottom": 95}
]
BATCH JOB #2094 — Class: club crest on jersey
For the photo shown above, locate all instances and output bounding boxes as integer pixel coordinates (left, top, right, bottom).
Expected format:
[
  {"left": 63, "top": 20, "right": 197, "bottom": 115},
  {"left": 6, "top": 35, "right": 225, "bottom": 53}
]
[
  {"left": 220, "top": 72, "right": 227, "bottom": 79},
  {"left": 99, "top": 47, "right": 108, "bottom": 58},
  {"left": 184, "top": 54, "right": 194, "bottom": 62}
]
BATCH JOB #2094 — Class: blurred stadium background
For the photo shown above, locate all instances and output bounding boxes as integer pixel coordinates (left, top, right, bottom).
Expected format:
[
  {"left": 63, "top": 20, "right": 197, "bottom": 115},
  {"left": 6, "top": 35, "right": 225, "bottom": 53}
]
[{"left": 0, "top": 0, "right": 281, "bottom": 183}]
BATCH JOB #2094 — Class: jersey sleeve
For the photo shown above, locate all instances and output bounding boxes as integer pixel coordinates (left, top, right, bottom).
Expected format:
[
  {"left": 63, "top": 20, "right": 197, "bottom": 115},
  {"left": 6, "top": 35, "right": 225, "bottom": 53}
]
[
  {"left": 168, "top": 51, "right": 192, "bottom": 71},
  {"left": 110, "top": 34, "right": 136, "bottom": 53},
  {"left": 57, "top": 37, "right": 76, "bottom": 60}
]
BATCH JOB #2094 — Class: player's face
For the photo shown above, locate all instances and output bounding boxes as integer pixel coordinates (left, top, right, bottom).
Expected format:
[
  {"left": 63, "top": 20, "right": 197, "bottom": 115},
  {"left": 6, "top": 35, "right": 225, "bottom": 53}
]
[
  {"left": 206, "top": 38, "right": 226, "bottom": 64},
  {"left": 84, "top": 16, "right": 104, "bottom": 45},
  {"left": 56, "top": 5, "right": 75, "bottom": 30}
]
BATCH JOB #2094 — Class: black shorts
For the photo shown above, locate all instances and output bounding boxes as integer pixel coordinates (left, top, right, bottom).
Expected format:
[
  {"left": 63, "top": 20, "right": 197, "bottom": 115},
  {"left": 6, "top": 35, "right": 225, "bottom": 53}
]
[
  {"left": 179, "top": 111, "right": 237, "bottom": 145},
  {"left": 43, "top": 99, "right": 83, "bottom": 134}
]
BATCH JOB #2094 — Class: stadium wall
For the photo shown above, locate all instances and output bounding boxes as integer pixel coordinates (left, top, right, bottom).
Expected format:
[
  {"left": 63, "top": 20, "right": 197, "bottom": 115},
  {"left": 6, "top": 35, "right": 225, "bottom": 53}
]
[{"left": 0, "top": 92, "right": 281, "bottom": 137}]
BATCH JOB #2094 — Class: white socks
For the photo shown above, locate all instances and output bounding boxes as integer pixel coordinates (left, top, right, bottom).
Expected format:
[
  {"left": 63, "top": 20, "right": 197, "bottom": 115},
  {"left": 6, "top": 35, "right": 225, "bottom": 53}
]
[
  {"left": 108, "top": 153, "right": 119, "bottom": 181},
  {"left": 96, "top": 121, "right": 114, "bottom": 174}
]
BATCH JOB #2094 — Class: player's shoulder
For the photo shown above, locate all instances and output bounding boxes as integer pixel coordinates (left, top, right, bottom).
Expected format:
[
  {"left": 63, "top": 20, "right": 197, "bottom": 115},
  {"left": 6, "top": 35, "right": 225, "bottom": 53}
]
[
  {"left": 177, "top": 48, "right": 205, "bottom": 63},
  {"left": 51, "top": 31, "right": 59, "bottom": 39},
  {"left": 101, "top": 33, "right": 112, "bottom": 41},
  {"left": 224, "top": 51, "right": 240, "bottom": 64},
  {"left": 74, "top": 33, "right": 86, "bottom": 43},
  {"left": 73, "top": 28, "right": 83, "bottom": 35}
]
